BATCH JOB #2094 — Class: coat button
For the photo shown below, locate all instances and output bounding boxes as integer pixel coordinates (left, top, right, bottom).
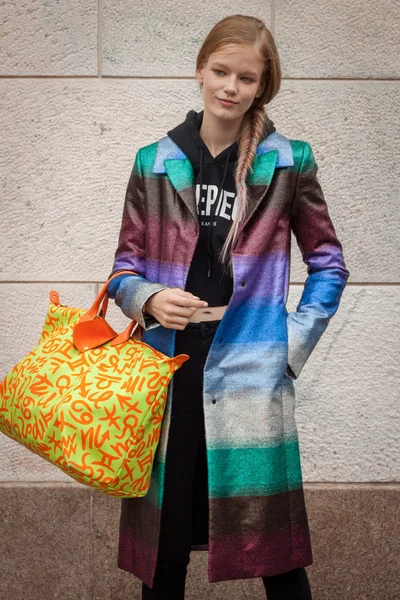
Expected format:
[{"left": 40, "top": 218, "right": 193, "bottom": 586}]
[
  {"left": 241, "top": 280, "right": 246, "bottom": 287},
  {"left": 211, "top": 399, "right": 217, "bottom": 404}
]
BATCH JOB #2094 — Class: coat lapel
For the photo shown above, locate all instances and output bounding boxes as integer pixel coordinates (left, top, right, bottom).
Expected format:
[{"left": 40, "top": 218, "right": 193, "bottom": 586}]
[
  {"left": 242, "top": 148, "right": 279, "bottom": 235},
  {"left": 163, "top": 157, "right": 198, "bottom": 224},
  {"left": 153, "top": 129, "right": 294, "bottom": 235}
]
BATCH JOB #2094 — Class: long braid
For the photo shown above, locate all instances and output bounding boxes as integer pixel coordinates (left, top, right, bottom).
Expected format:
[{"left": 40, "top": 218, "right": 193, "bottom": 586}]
[{"left": 218, "top": 106, "right": 271, "bottom": 274}]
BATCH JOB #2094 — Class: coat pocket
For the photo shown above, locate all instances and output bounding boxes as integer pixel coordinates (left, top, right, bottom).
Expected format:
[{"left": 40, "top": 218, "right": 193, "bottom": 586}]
[{"left": 285, "top": 363, "right": 297, "bottom": 380}]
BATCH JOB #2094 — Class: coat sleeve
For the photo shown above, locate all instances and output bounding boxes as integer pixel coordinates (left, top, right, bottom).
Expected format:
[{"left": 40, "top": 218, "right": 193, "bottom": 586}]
[
  {"left": 286, "top": 141, "right": 350, "bottom": 380},
  {"left": 107, "top": 149, "right": 169, "bottom": 330}
]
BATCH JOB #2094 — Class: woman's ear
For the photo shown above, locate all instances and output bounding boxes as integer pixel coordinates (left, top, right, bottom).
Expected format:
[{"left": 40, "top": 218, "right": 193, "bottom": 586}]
[{"left": 196, "top": 66, "right": 204, "bottom": 87}]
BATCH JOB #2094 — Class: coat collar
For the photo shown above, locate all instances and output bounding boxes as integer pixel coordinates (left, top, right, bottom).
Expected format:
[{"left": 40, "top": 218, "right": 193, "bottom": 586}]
[{"left": 152, "top": 128, "right": 294, "bottom": 235}]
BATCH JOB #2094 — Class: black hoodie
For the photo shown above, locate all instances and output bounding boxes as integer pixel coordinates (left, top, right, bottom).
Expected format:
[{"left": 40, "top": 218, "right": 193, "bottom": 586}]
[
  {"left": 167, "top": 109, "right": 276, "bottom": 307},
  {"left": 167, "top": 109, "right": 239, "bottom": 306}
]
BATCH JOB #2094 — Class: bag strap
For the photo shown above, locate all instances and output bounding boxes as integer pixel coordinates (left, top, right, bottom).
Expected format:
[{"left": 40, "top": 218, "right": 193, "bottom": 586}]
[
  {"left": 81, "top": 270, "right": 140, "bottom": 321},
  {"left": 73, "top": 270, "right": 144, "bottom": 351}
]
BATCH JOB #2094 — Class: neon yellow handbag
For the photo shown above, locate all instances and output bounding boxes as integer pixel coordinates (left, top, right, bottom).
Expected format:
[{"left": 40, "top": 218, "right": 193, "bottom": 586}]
[{"left": 0, "top": 270, "right": 189, "bottom": 498}]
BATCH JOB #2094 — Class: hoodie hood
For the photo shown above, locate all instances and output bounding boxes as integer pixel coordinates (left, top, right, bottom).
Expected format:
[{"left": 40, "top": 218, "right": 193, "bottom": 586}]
[{"left": 167, "top": 109, "right": 275, "bottom": 284}]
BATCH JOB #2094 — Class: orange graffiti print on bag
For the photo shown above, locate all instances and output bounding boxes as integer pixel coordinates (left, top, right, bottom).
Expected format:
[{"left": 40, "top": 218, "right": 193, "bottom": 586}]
[{"left": 0, "top": 270, "right": 189, "bottom": 498}]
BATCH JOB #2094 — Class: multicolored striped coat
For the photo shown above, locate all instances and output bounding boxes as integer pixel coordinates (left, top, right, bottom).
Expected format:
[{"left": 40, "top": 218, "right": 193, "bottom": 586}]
[{"left": 108, "top": 122, "right": 350, "bottom": 587}]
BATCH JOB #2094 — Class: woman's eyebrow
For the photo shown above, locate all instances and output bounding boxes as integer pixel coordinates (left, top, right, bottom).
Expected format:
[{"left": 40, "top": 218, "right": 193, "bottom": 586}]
[{"left": 211, "top": 62, "right": 258, "bottom": 77}]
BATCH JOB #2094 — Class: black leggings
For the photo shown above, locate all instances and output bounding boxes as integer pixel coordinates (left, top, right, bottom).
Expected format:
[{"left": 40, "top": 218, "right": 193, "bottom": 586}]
[{"left": 142, "top": 319, "right": 312, "bottom": 600}]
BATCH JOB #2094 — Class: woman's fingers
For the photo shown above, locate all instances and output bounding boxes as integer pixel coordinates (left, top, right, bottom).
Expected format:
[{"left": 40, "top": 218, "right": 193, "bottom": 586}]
[{"left": 171, "top": 288, "right": 208, "bottom": 308}]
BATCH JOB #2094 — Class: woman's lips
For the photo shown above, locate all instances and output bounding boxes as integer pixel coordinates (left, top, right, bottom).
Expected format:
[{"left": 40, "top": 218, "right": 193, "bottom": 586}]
[{"left": 217, "top": 98, "right": 237, "bottom": 106}]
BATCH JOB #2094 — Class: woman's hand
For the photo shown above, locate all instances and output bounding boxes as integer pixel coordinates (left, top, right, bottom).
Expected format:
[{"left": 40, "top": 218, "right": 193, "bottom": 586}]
[{"left": 144, "top": 288, "right": 208, "bottom": 330}]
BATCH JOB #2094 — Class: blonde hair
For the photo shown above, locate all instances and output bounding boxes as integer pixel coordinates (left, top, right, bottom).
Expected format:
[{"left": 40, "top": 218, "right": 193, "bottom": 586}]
[{"left": 195, "top": 14, "right": 282, "bottom": 275}]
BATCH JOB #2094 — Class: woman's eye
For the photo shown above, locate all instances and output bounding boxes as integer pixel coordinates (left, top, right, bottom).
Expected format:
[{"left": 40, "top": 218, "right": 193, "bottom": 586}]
[{"left": 213, "top": 70, "right": 253, "bottom": 83}]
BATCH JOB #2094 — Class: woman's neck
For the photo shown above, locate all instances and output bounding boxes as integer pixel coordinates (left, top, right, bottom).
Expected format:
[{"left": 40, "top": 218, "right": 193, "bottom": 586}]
[{"left": 199, "top": 107, "right": 242, "bottom": 157}]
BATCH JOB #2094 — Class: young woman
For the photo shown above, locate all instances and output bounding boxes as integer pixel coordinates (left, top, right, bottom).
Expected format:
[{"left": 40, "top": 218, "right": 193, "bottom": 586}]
[{"left": 107, "top": 14, "right": 350, "bottom": 600}]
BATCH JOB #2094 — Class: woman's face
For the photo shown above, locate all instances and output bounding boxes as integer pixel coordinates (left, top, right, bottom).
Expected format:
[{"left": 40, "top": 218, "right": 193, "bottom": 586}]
[{"left": 196, "top": 44, "right": 265, "bottom": 122}]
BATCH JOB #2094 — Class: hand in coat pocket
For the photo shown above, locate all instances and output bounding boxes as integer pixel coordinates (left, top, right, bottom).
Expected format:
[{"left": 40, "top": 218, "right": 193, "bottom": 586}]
[{"left": 286, "top": 363, "right": 297, "bottom": 380}]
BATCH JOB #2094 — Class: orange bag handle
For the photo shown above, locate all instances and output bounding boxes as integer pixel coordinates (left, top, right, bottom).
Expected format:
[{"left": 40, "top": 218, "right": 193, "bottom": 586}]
[{"left": 71, "top": 270, "right": 145, "bottom": 352}]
